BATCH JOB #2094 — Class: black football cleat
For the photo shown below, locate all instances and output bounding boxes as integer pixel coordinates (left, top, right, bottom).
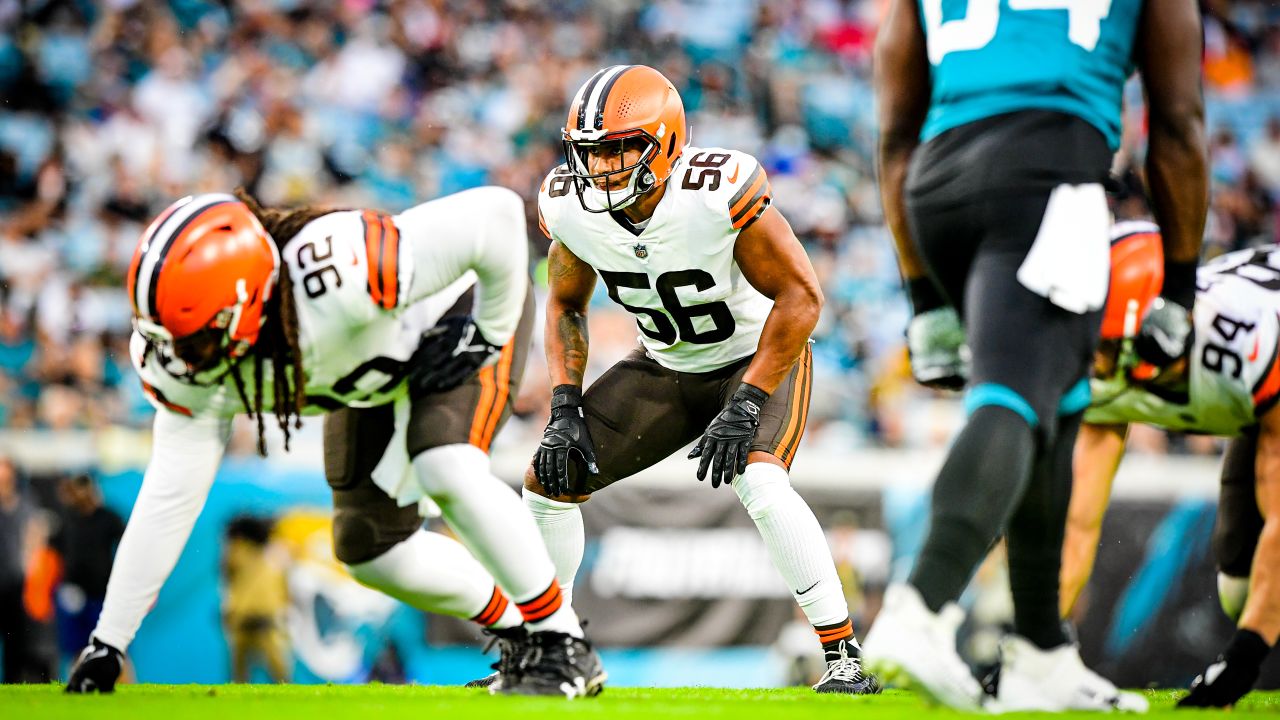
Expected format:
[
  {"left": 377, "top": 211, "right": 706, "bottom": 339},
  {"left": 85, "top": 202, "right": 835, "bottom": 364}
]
[
  {"left": 494, "top": 630, "right": 606, "bottom": 698},
  {"left": 466, "top": 626, "right": 530, "bottom": 690},
  {"left": 813, "top": 640, "right": 882, "bottom": 695}
]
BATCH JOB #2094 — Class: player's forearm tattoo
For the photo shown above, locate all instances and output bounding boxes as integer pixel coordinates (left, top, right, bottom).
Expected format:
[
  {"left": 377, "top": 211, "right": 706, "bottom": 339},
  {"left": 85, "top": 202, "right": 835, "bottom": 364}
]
[{"left": 558, "top": 311, "right": 589, "bottom": 386}]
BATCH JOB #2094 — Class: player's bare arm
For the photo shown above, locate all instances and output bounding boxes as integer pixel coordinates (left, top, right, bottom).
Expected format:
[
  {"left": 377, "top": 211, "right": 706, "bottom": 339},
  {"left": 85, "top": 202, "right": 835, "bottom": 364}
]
[
  {"left": 1181, "top": 403, "right": 1280, "bottom": 707},
  {"left": 1060, "top": 421, "right": 1130, "bottom": 618},
  {"left": 1136, "top": 0, "right": 1207, "bottom": 276},
  {"left": 873, "top": 0, "right": 931, "bottom": 286},
  {"left": 1241, "top": 405, "right": 1280, "bottom": 645},
  {"left": 733, "top": 206, "right": 822, "bottom": 394},
  {"left": 544, "top": 239, "right": 597, "bottom": 388}
]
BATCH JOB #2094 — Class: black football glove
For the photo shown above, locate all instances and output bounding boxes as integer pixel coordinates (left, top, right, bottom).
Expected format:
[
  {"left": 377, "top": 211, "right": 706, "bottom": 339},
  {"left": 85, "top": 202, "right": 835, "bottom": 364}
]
[
  {"left": 689, "top": 382, "right": 768, "bottom": 489},
  {"left": 533, "top": 384, "right": 599, "bottom": 498},
  {"left": 409, "top": 315, "right": 502, "bottom": 396},
  {"left": 66, "top": 637, "right": 124, "bottom": 694},
  {"left": 1178, "top": 629, "right": 1271, "bottom": 709},
  {"left": 1134, "top": 297, "right": 1194, "bottom": 368}
]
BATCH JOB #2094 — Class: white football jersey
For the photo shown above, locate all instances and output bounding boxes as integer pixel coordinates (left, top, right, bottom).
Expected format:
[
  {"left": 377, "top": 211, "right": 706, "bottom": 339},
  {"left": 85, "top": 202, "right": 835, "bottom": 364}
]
[
  {"left": 134, "top": 188, "right": 528, "bottom": 420},
  {"left": 1086, "top": 234, "right": 1280, "bottom": 436},
  {"left": 538, "top": 146, "right": 775, "bottom": 373}
]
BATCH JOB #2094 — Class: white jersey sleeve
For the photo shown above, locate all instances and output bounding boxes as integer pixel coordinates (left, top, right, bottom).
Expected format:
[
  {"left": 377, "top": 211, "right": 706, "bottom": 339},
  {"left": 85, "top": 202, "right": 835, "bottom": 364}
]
[
  {"left": 395, "top": 186, "right": 529, "bottom": 346},
  {"left": 538, "top": 147, "right": 775, "bottom": 373},
  {"left": 92, "top": 408, "right": 230, "bottom": 650}
]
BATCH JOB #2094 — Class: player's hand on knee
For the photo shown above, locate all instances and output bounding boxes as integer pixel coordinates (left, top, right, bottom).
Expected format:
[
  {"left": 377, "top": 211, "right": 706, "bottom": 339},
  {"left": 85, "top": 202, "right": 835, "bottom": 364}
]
[
  {"left": 689, "top": 383, "right": 767, "bottom": 488},
  {"left": 906, "top": 306, "right": 969, "bottom": 391},
  {"left": 534, "top": 384, "right": 599, "bottom": 497},
  {"left": 409, "top": 315, "right": 502, "bottom": 396},
  {"left": 65, "top": 637, "right": 125, "bottom": 694},
  {"left": 1178, "top": 629, "right": 1270, "bottom": 709},
  {"left": 1134, "top": 297, "right": 1193, "bottom": 368}
]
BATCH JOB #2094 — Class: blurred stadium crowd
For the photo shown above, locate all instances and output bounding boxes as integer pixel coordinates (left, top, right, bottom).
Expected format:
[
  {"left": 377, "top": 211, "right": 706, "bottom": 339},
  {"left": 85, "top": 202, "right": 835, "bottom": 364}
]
[{"left": 0, "top": 0, "right": 1278, "bottom": 454}]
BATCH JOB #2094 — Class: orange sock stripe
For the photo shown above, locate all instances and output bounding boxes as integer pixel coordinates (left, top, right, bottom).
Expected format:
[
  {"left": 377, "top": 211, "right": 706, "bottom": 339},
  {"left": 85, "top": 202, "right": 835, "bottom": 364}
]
[
  {"left": 471, "top": 586, "right": 510, "bottom": 627},
  {"left": 815, "top": 619, "right": 853, "bottom": 643},
  {"left": 477, "top": 343, "right": 516, "bottom": 452},
  {"left": 516, "top": 582, "right": 563, "bottom": 622}
]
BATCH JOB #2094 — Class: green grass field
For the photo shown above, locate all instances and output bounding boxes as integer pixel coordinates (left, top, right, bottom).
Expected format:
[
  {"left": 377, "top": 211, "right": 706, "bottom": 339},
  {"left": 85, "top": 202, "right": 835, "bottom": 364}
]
[{"left": 3, "top": 685, "right": 1280, "bottom": 719}]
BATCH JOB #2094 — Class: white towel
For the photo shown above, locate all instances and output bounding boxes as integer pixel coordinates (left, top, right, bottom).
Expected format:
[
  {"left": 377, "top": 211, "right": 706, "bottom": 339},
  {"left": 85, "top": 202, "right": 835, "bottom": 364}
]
[{"left": 1016, "top": 183, "right": 1111, "bottom": 314}]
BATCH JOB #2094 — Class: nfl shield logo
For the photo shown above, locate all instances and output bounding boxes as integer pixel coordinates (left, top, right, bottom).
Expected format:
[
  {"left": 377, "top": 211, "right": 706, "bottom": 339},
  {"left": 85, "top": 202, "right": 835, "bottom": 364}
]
[{"left": 633, "top": 243, "right": 648, "bottom": 259}]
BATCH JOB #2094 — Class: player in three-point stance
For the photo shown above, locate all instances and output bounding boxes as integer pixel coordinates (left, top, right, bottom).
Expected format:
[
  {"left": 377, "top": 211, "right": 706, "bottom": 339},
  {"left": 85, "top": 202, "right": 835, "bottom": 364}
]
[
  {"left": 867, "top": 0, "right": 1206, "bottom": 710},
  {"left": 1063, "top": 226, "right": 1280, "bottom": 709},
  {"left": 64, "top": 188, "right": 603, "bottom": 697},
  {"left": 524, "top": 63, "right": 879, "bottom": 695}
]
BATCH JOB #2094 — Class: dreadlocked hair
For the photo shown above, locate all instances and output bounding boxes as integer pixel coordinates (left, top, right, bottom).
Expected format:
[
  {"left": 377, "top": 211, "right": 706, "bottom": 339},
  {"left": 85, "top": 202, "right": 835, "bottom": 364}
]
[{"left": 232, "top": 187, "right": 341, "bottom": 456}]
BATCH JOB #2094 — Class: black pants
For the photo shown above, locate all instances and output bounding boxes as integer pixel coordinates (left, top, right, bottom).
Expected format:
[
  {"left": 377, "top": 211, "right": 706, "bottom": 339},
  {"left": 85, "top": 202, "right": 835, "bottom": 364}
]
[
  {"left": 904, "top": 110, "right": 1110, "bottom": 646},
  {"left": 0, "top": 582, "right": 28, "bottom": 683}
]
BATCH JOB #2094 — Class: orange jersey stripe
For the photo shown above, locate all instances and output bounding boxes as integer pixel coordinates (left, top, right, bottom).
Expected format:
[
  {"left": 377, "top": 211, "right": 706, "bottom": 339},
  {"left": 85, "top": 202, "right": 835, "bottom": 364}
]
[
  {"left": 477, "top": 343, "right": 516, "bottom": 452},
  {"left": 729, "top": 172, "right": 767, "bottom": 219},
  {"left": 1253, "top": 335, "right": 1280, "bottom": 411},
  {"left": 537, "top": 208, "right": 551, "bottom": 239},
  {"left": 142, "top": 381, "right": 193, "bottom": 417},
  {"left": 378, "top": 214, "right": 400, "bottom": 309},
  {"left": 362, "top": 210, "right": 386, "bottom": 308},
  {"left": 731, "top": 183, "right": 772, "bottom": 230}
]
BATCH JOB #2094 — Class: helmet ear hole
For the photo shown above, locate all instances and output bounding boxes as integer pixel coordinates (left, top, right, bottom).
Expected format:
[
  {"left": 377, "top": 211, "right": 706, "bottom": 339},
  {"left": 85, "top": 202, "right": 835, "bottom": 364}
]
[{"left": 667, "top": 132, "right": 676, "bottom": 157}]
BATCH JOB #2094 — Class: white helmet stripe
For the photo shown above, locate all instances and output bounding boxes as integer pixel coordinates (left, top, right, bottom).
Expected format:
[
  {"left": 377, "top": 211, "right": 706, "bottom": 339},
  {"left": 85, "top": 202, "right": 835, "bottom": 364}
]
[
  {"left": 133, "top": 193, "right": 237, "bottom": 321},
  {"left": 583, "top": 65, "right": 629, "bottom": 131},
  {"left": 572, "top": 66, "right": 611, "bottom": 131}
]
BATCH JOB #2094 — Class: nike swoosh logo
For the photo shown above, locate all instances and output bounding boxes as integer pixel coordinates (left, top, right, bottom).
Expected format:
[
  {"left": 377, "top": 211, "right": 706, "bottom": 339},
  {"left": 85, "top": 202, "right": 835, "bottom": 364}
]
[
  {"left": 1250, "top": 337, "right": 1260, "bottom": 362},
  {"left": 727, "top": 163, "right": 740, "bottom": 184},
  {"left": 795, "top": 580, "right": 820, "bottom": 595}
]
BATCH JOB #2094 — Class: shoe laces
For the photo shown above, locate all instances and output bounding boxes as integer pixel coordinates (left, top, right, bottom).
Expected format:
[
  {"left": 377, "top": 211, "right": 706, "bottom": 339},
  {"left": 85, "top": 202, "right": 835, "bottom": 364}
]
[
  {"left": 817, "top": 640, "right": 868, "bottom": 685},
  {"left": 520, "top": 632, "right": 589, "bottom": 682}
]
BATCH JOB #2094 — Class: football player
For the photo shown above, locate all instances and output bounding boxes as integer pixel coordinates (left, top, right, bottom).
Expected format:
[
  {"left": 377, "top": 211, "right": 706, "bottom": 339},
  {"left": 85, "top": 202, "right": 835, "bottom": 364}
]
[
  {"left": 64, "top": 187, "right": 604, "bottom": 697},
  {"left": 868, "top": 0, "right": 1205, "bottom": 711},
  {"left": 1062, "top": 226, "right": 1280, "bottom": 709},
  {"left": 525, "top": 64, "right": 878, "bottom": 695}
]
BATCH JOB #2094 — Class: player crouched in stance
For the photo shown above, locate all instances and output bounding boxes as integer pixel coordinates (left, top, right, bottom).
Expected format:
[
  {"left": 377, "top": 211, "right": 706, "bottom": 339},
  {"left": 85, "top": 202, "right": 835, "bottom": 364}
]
[
  {"left": 1062, "top": 228, "right": 1280, "bottom": 709},
  {"left": 523, "top": 64, "right": 878, "bottom": 695},
  {"left": 64, "top": 188, "right": 604, "bottom": 697}
]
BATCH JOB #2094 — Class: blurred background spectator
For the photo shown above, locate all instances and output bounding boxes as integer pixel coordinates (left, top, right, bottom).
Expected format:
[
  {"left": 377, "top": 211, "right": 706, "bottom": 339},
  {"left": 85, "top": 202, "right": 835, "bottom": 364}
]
[
  {"left": 222, "top": 515, "right": 290, "bottom": 684},
  {"left": 49, "top": 473, "right": 124, "bottom": 671}
]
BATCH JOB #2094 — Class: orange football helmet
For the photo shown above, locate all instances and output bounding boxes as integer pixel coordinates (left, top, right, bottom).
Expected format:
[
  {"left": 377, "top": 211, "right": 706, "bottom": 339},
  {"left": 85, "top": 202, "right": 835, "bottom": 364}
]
[
  {"left": 562, "top": 64, "right": 688, "bottom": 212},
  {"left": 1102, "top": 226, "right": 1164, "bottom": 340},
  {"left": 127, "top": 193, "right": 280, "bottom": 381}
]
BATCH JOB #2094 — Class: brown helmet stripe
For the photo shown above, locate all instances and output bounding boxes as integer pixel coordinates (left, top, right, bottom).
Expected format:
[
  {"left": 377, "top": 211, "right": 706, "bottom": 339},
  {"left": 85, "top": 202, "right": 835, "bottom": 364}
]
[{"left": 137, "top": 195, "right": 235, "bottom": 321}]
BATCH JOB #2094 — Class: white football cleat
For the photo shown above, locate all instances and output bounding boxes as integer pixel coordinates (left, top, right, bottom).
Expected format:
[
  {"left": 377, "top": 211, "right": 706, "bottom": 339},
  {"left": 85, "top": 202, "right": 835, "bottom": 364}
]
[
  {"left": 991, "top": 635, "right": 1149, "bottom": 713},
  {"left": 862, "top": 583, "right": 983, "bottom": 710}
]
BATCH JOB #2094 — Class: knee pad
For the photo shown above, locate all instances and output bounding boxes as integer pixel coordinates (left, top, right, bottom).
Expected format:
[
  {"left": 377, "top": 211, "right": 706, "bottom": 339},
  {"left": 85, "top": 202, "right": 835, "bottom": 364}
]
[
  {"left": 412, "top": 443, "right": 492, "bottom": 501},
  {"left": 1218, "top": 572, "right": 1250, "bottom": 622},
  {"left": 732, "top": 463, "right": 792, "bottom": 520}
]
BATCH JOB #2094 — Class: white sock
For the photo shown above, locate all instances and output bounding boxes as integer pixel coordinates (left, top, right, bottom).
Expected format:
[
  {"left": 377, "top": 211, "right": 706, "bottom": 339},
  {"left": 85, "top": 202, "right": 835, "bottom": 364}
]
[
  {"left": 347, "top": 529, "right": 521, "bottom": 625},
  {"left": 412, "top": 444, "right": 582, "bottom": 637},
  {"left": 733, "top": 462, "right": 849, "bottom": 629},
  {"left": 522, "top": 488, "right": 585, "bottom": 605}
]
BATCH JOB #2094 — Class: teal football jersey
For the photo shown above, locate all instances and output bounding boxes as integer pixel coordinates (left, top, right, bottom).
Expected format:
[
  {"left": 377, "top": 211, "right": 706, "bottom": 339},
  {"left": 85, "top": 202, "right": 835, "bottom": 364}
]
[{"left": 919, "top": 0, "right": 1143, "bottom": 149}]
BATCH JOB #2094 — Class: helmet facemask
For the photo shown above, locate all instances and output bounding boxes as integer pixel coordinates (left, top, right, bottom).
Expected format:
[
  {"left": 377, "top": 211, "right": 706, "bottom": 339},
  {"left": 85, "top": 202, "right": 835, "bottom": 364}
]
[
  {"left": 137, "top": 279, "right": 265, "bottom": 386},
  {"left": 562, "top": 130, "right": 662, "bottom": 213}
]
